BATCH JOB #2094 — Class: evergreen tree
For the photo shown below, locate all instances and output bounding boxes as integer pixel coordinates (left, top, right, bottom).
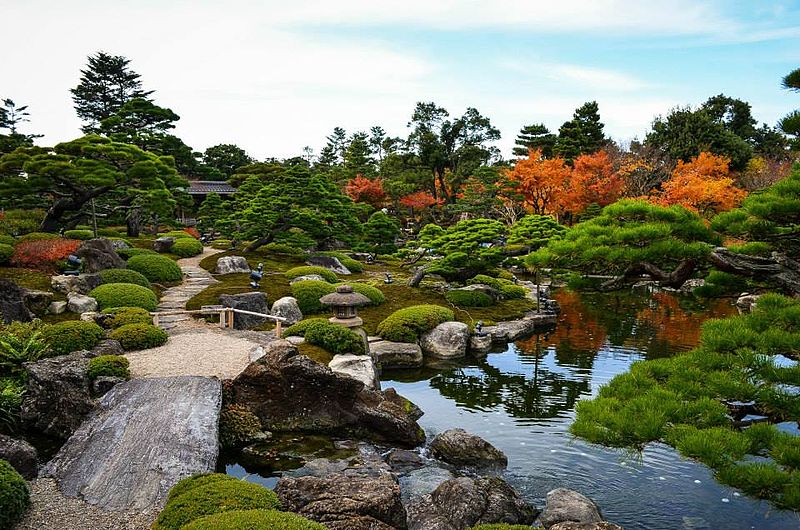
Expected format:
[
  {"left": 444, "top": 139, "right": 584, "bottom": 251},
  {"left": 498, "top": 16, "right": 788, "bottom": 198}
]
[
  {"left": 317, "top": 127, "right": 348, "bottom": 169},
  {"left": 343, "top": 132, "right": 375, "bottom": 177},
  {"left": 362, "top": 210, "right": 400, "bottom": 254},
  {"left": 554, "top": 101, "right": 606, "bottom": 163},
  {"left": 780, "top": 68, "right": 800, "bottom": 150},
  {"left": 512, "top": 123, "right": 557, "bottom": 158},
  {"left": 0, "top": 99, "right": 40, "bottom": 154},
  {"left": 196, "top": 192, "right": 227, "bottom": 232},
  {"left": 202, "top": 144, "right": 253, "bottom": 179}
]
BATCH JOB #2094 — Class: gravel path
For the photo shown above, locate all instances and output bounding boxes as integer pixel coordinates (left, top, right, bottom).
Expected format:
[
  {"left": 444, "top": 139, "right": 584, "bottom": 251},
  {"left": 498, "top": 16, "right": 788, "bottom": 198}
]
[{"left": 155, "top": 247, "right": 221, "bottom": 330}]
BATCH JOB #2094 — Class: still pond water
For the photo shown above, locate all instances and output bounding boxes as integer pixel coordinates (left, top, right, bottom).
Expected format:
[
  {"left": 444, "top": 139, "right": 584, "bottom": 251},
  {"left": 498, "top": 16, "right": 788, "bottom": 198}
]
[{"left": 229, "top": 290, "right": 800, "bottom": 530}]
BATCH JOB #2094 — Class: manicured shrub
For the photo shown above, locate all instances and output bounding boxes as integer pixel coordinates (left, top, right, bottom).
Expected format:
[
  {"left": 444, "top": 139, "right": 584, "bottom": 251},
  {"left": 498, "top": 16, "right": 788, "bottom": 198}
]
[
  {"left": 0, "top": 243, "right": 12, "bottom": 264},
  {"left": 283, "top": 318, "right": 329, "bottom": 337},
  {"left": 109, "top": 323, "right": 168, "bottom": 351},
  {"left": 41, "top": 320, "right": 104, "bottom": 356},
  {"left": 63, "top": 229, "right": 94, "bottom": 240},
  {"left": 211, "top": 239, "right": 233, "bottom": 250},
  {"left": 0, "top": 458, "right": 30, "bottom": 528},
  {"left": 127, "top": 254, "right": 183, "bottom": 282},
  {"left": 97, "top": 227, "right": 125, "bottom": 237},
  {"left": 314, "top": 251, "right": 364, "bottom": 273},
  {"left": 10, "top": 239, "right": 80, "bottom": 270},
  {"left": 116, "top": 247, "right": 157, "bottom": 260},
  {"left": 87, "top": 355, "right": 130, "bottom": 380},
  {"left": 162, "top": 230, "right": 195, "bottom": 239},
  {"left": 0, "top": 235, "right": 14, "bottom": 246},
  {"left": 263, "top": 242, "right": 304, "bottom": 257},
  {"left": 102, "top": 307, "right": 153, "bottom": 329},
  {"left": 154, "top": 477, "right": 281, "bottom": 530},
  {"left": 285, "top": 266, "right": 338, "bottom": 284},
  {"left": 89, "top": 283, "right": 158, "bottom": 311},
  {"left": 445, "top": 289, "right": 493, "bottom": 307},
  {"left": 219, "top": 404, "right": 263, "bottom": 449},
  {"left": 15, "top": 232, "right": 59, "bottom": 243},
  {"left": 467, "top": 274, "right": 526, "bottom": 300},
  {"left": 0, "top": 209, "right": 44, "bottom": 237},
  {"left": 290, "top": 280, "right": 336, "bottom": 314},
  {"left": 728, "top": 241, "right": 772, "bottom": 257},
  {"left": 167, "top": 473, "right": 238, "bottom": 502},
  {"left": 694, "top": 270, "right": 747, "bottom": 298},
  {"left": 182, "top": 509, "right": 326, "bottom": 530},
  {"left": 303, "top": 320, "right": 365, "bottom": 355},
  {"left": 338, "top": 283, "right": 385, "bottom": 305},
  {"left": 376, "top": 305, "right": 455, "bottom": 343},
  {"left": 171, "top": 237, "right": 204, "bottom": 258},
  {"left": 99, "top": 268, "right": 151, "bottom": 288}
]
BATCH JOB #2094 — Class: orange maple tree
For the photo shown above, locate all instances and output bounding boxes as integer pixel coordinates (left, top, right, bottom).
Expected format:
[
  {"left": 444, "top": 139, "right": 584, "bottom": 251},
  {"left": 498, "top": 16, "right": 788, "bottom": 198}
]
[
  {"left": 655, "top": 152, "right": 747, "bottom": 216},
  {"left": 344, "top": 175, "right": 386, "bottom": 206},
  {"left": 563, "top": 150, "right": 624, "bottom": 214},
  {"left": 399, "top": 190, "right": 441, "bottom": 210},
  {"left": 505, "top": 149, "right": 571, "bottom": 216}
]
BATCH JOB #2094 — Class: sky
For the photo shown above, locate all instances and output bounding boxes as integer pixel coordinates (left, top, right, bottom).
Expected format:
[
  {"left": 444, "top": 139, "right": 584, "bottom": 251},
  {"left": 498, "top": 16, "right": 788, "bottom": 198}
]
[{"left": 1, "top": 0, "right": 799, "bottom": 161}]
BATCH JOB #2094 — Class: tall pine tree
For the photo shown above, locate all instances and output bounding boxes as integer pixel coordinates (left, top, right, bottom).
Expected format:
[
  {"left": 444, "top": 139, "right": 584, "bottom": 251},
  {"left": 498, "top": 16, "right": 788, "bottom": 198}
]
[
  {"left": 512, "top": 123, "right": 557, "bottom": 158},
  {"left": 554, "top": 101, "right": 606, "bottom": 163}
]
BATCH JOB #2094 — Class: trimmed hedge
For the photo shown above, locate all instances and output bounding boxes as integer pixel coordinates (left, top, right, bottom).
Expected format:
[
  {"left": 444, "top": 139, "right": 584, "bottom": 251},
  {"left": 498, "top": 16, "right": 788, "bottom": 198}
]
[
  {"left": 162, "top": 230, "right": 196, "bottom": 239},
  {"left": 0, "top": 459, "right": 30, "bottom": 529},
  {"left": 304, "top": 320, "right": 365, "bottom": 355},
  {"left": 154, "top": 476, "right": 281, "bottom": 530},
  {"left": 263, "top": 242, "right": 304, "bottom": 257},
  {"left": 0, "top": 235, "right": 15, "bottom": 246},
  {"left": 183, "top": 509, "right": 326, "bottom": 530},
  {"left": 87, "top": 355, "right": 130, "bottom": 380},
  {"left": 102, "top": 307, "right": 152, "bottom": 329},
  {"left": 285, "top": 266, "right": 338, "bottom": 284},
  {"left": 290, "top": 280, "right": 336, "bottom": 314},
  {"left": 167, "top": 474, "right": 238, "bottom": 502},
  {"left": 41, "top": 320, "right": 105, "bottom": 356},
  {"left": 127, "top": 254, "right": 183, "bottom": 282},
  {"left": 0, "top": 243, "right": 12, "bottom": 264},
  {"left": 109, "top": 323, "right": 168, "bottom": 351},
  {"left": 338, "top": 283, "right": 385, "bottom": 305},
  {"left": 116, "top": 247, "right": 157, "bottom": 260},
  {"left": 283, "top": 318, "right": 329, "bottom": 337},
  {"left": 15, "top": 232, "right": 59, "bottom": 243},
  {"left": 63, "top": 229, "right": 94, "bottom": 240},
  {"left": 467, "top": 274, "right": 526, "bottom": 300},
  {"left": 445, "top": 289, "right": 493, "bottom": 307},
  {"left": 89, "top": 283, "right": 158, "bottom": 311},
  {"left": 99, "top": 268, "right": 151, "bottom": 288},
  {"left": 376, "top": 305, "right": 455, "bottom": 343},
  {"left": 170, "top": 238, "right": 204, "bottom": 258}
]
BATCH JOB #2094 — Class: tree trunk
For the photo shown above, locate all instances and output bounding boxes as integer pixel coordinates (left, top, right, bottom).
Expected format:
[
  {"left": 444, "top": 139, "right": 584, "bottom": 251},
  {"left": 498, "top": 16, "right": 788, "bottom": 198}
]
[
  {"left": 709, "top": 248, "right": 800, "bottom": 295},
  {"left": 245, "top": 233, "right": 275, "bottom": 253},
  {"left": 126, "top": 207, "right": 142, "bottom": 238},
  {"left": 408, "top": 266, "right": 428, "bottom": 288},
  {"left": 600, "top": 259, "right": 696, "bottom": 291}
]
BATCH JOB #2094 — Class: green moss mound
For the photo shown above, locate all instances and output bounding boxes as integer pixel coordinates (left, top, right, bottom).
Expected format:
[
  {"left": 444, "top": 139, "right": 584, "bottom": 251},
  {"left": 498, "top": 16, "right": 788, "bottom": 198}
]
[
  {"left": 337, "top": 283, "right": 385, "bottom": 305},
  {"left": 304, "top": 320, "right": 366, "bottom": 355},
  {"left": 445, "top": 289, "right": 494, "bottom": 307},
  {"left": 154, "top": 477, "right": 281, "bottom": 530},
  {"left": 171, "top": 238, "right": 204, "bottom": 258},
  {"left": 219, "top": 404, "right": 264, "bottom": 449},
  {"left": 182, "top": 509, "right": 326, "bottom": 530},
  {"left": 109, "top": 323, "right": 168, "bottom": 351},
  {"left": 41, "top": 320, "right": 104, "bottom": 356},
  {"left": 313, "top": 251, "right": 363, "bottom": 273},
  {"left": 102, "top": 307, "right": 153, "bottom": 329},
  {"left": 0, "top": 235, "right": 15, "bottom": 246},
  {"left": 290, "top": 280, "right": 336, "bottom": 314},
  {"left": 63, "top": 229, "right": 94, "bottom": 240},
  {"left": 87, "top": 355, "right": 130, "bottom": 380},
  {"left": 99, "top": 268, "right": 151, "bottom": 288},
  {"left": 0, "top": 243, "right": 12, "bottom": 265},
  {"left": 167, "top": 473, "right": 238, "bottom": 502},
  {"left": 162, "top": 230, "right": 196, "bottom": 239},
  {"left": 0, "top": 459, "right": 30, "bottom": 528},
  {"left": 467, "top": 275, "right": 526, "bottom": 300},
  {"left": 285, "top": 266, "right": 338, "bottom": 283},
  {"left": 15, "top": 232, "right": 59, "bottom": 243},
  {"left": 127, "top": 254, "right": 183, "bottom": 282},
  {"left": 89, "top": 283, "right": 158, "bottom": 311},
  {"left": 283, "top": 318, "right": 330, "bottom": 337},
  {"left": 376, "top": 305, "right": 455, "bottom": 343},
  {"left": 116, "top": 247, "right": 157, "bottom": 260}
]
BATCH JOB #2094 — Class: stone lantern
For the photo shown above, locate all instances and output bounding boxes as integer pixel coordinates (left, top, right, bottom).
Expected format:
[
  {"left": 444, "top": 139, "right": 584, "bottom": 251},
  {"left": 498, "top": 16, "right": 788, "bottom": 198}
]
[{"left": 319, "top": 285, "right": 370, "bottom": 328}]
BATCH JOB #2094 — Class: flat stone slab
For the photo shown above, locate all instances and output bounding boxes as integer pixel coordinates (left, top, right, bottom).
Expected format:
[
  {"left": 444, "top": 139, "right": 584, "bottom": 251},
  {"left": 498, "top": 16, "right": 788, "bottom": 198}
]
[{"left": 40, "top": 376, "right": 222, "bottom": 512}]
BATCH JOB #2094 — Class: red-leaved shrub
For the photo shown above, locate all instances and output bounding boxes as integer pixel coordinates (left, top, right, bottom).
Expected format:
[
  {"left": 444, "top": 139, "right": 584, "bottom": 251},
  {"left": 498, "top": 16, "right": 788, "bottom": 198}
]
[
  {"left": 11, "top": 239, "right": 81, "bottom": 270},
  {"left": 183, "top": 227, "right": 201, "bottom": 239}
]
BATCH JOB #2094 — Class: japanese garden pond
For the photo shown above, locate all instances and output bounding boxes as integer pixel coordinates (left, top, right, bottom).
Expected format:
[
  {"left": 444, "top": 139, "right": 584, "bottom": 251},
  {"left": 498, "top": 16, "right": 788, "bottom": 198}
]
[{"left": 224, "top": 289, "right": 800, "bottom": 530}]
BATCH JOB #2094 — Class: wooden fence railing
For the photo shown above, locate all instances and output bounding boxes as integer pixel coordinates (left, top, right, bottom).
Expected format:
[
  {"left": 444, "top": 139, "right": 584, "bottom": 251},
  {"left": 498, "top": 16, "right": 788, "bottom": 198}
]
[{"left": 151, "top": 305, "right": 287, "bottom": 335}]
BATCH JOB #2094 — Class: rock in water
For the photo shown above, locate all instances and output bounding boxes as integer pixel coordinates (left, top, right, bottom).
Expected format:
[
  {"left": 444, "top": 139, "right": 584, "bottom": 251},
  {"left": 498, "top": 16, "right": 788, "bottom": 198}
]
[
  {"left": 469, "top": 334, "right": 493, "bottom": 355},
  {"left": 214, "top": 255, "right": 251, "bottom": 274},
  {"left": 371, "top": 340, "right": 424, "bottom": 369},
  {"left": 271, "top": 296, "right": 303, "bottom": 326},
  {"left": 230, "top": 340, "right": 425, "bottom": 447},
  {"left": 75, "top": 238, "right": 126, "bottom": 272},
  {"left": 539, "top": 488, "right": 604, "bottom": 528},
  {"left": 0, "top": 434, "right": 38, "bottom": 479},
  {"left": 406, "top": 476, "right": 538, "bottom": 530},
  {"left": 153, "top": 236, "right": 176, "bottom": 253},
  {"left": 67, "top": 292, "right": 98, "bottom": 313},
  {"left": 23, "top": 289, "right": 54, "bottom": 316},
  {"left": 40, "top": 376, "right": 221, "bottom": 512},
  {"left": 549, "top": 522, "right": 624, "bottom": 530},
  {"left": 420, "top": 322, "right": 469, "bottom": 359},
  {"left": 220, "top": 292, "right": 268, "bottom": 329},
  {"left": 329, "top": 354, "right": 380, "bottom": 390},
  {"left": 0, "top": 279, "right": 34, "bottom": 323},
  {"left": 51, "top": 273, "right": 102, "bottom": 295},
  {"left": 306, "top": 255, "right": 351, "bottom": 275},
  {"left": 429, "top": 428, "right": 507, "bottom": 469}
]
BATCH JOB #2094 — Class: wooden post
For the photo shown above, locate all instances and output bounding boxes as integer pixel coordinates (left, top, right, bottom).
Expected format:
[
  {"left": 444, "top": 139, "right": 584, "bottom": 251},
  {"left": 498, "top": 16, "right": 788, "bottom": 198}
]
[
  {"left": 275, "top": 320, "right": 282, "bottom": 338},
  {"left": 153, "top": 313, "right": 160, "bottom": 327},
  {"left": 219, "top": 309, "right": 226, "bottom": 329}
]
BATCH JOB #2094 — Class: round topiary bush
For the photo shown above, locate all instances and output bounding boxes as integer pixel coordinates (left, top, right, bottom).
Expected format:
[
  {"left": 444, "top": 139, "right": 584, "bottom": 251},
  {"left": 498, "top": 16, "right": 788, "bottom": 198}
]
[
  {"left": 0, "top": 235, "right": 15, "bottom": 246},
  {"left": 283, "top": 318, "right": 330, "bottom": 337},
  {"left": 170, "top": 237, "right": 204, "bottom": 257},
  {"left": 219, "top": 404, "right": 264, "bottom": 449},
  {"left": 445, "top": 289, "right": 494, "bottom": 307},
  {"left": 153, "top": 478, "right": 281, "bottom": 530},
  {"left": 284, "top": 266, "right": 338, "bottom": 284},
  {"left": 303, "top": 320, "right": 366, "bottom": 355},
  {"left": 15, "top": 232, "right": 59, "bottom": 243},
  {"left": 109, "top": 323, "right": 168, "bottom": 351},
  {"left": 376, "top": 305, "right": 455, "bottom": 343},
  {"left": 182, "top": 509, "right": 326, "bottom": 530},
  {"left": 89, "top": 283, "right": 158, "bottom": 311},
  {"left": 102, "top": 307, "right": 153, "bottom": 329},
  {"left": 87, "top": 355, "right": 130, "bottom": 380},
  {"left": 167, "top": 474, "right": 238, "bottom": 502},
  {"left": 116, "top": 247, "right": 158, "bottom": 260},
  {"left": 41, "top": 320, "right": 105, "bottom": 356},
  {"left": 127, "top": 254, "right": 183, "bottom": 282},
  {"left": 99, "top": 268, "right": 152, "bottom": 288},
  {"left": 467, "top": 274, "right": 526, "bottom": 300},
  {"left": 337, "top": 283, "right": 385, "bottom": 305},
  {"left": 162, "top": 230, "right": 196, "bottom": 239},
  {"left": 0, "top": 243, "right": 13, "bottom": 265},
  {"left": 290, "top": 280, "right": 336, "bottom": 314},
  {"left": 63, "top": 229, "right": 94, "bottom": 240},
  {"left": 0, "top": 459, "right": 30, "bottom": 529}
]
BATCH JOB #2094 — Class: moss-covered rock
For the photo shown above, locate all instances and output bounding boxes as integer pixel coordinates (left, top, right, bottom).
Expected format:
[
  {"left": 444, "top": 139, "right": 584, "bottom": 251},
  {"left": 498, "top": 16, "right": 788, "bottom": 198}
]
[
  {"left": 63, "top": 229, "right": 94, "bottom": 240},
  {"left": 219, "top": 404, "right": 264, "bottom": 449},
  {"left": 445, "top": 289, "right": 493, "bottom": 307},
  {"left": 109, "top": 323, "right": 168, "bottom": 351},
  {"left": 285, "top": 266, "right": 338, "bottom": 284},
  {"left": 102, "top": 307, "right": 152, "bottom": 329},
  {"left": 87, "top": 355, "right": 130, "bottom": 380},
  {"left": 98, "top": 268, "right": 151, "bottom": 288},
  {"left": 376, "top": 305, "right": 455, "bottom": 343},
  {"left": 290, "top": 280, "right": 336, "bottom": 314},
  {"left": 171, "top": 238, "right": 204, "bottom": 258}
]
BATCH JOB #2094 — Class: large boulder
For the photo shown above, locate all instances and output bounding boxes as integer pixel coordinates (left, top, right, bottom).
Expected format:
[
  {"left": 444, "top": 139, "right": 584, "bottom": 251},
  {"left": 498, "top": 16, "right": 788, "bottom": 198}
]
[
  {"left": 51, "top": 273, "right": 102, "bottom": 295},
  {"left": 420, "top": 322, "right": 469, "bottom": 359},
  {"left": 289, "top": 274, "right": 326, "bottom": 284},
  {"left": 88, "top": 339, "right": 125, "bottom": 357},
  {"left": 406, "top": 476, "right": 538, "bottom": 530},
  {"left": 75, "top": 238, "right": 126, "bottom": 273},
  {"left": 484, "top": 313, "right": 557, "bottom": 343},
  {"left": 329, "top": 354, "right": 380, "bottom": 390},
  {"left": 23, "top": 289, "right": 54, "bottom": 316},
  {"left": 271, "top": 296, "right": 303, "bottom": 326},
  {"left": 0, "top": 279, "right": 34, "bottom": 323},
  {"left": 539, "top": 488, "right": 604, "bottom": 529},
  {"left": 48, "top": 300, "right": 67, "bottom": 315},
  {"left": 20, "top": 352, "right": 94, "bottom": 439},
  {"left": 372, "top": 340, "right": 423, "bottom": 369},
  {"left": 229, "top": 340, "right": 425, "bottom": 446},
  {"left": 67, "top": 292, "right": 98, "bottom": 313},
  {"left": 0, "top": 434, "right": 38, "bottom": 479},
  {"left": 307, "top": 255, "right": 351, "bottom": 275},
  {"left": 455, "top": 284, "right": 499, "bottom": 301},
  {"left": 220, "top": 292, "right": 269, "bottom": 330},
  {"left": 153, "top": 236, "right": 176, "bottom": 253},
  {"left": 429, "top": 428, "right": 507, "bottom": 469},
  {"left": 214, "top": 255, "right": 250, "bottom": 274},
  {"left": 469, "top": 334, "right": 493, "bottom": 355}
]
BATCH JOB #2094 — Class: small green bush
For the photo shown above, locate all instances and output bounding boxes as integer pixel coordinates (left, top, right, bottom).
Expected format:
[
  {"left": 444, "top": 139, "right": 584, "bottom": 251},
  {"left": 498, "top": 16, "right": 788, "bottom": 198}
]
[
  {"left": 337, "top": 283, "right": 385, "bottom": 305},
  {"left": 728, "top": 241, "right": 772, "bottom": 257},
  {"left": 0, "top": 459, "right": 30, "bottom": 528},
  {"left": 263, "top": 242, "right": 304, "bottom": 257},
  {"left": 102, "top": 307, "right": 153, "bottom": 329},
  {"left": 97, "top": 227, "right": 125, "bottom": 237},
  {"left": 304, "top": 320, "right": 365, "bottom": 355},
  {"left": 290, "top": 280, "right": 336, "bottom": 314},
  {"left": 0, "top": 235, "right": 15, "bottom": 246},
  {"left": 376, "top": 305, "right": 455, "bottom": 343},
  {"left": 182, "top": 509, "right": 326, "bottom": 530},
  {"left": 127, "top": 254, "right": 183, "bottom": 282},
  {"left": 87, "top": 355, "right": 130, "bottom": 380},
  {"left": 314, "top": 251, "right": 363, "bottom": 273},
  {"left": 211, "top": 239, "right": 233, "bottom": 250},
  {"left": 89, "top": 283, "right": 158, "bottom": 311},
  {"left": 170, "top": 238, "right": 204, "bottom": 258},
  {"left": 219, "top": 404, "right": 264, "bottom": 449},
  {"left": 154, "top": 477, "right": 281, "bottom": 530},
  {"left": 694, "top": 270, "right": 747, "bottom": 298},
  {"left": 109, "top": 323, "right": 168, "bottom": 351},
  {"left": 162, "top": 230, "right": 195, "bottom": 239},
  {"left": 467, "top": 274, "right": 526, "bottom": 300},
  {"left": 283, "top": 318, "right": 330, "bottom": 337},
  {"left": 41, "top": 320, "right": 104, "bottom": 356},
  {"left": 63, "top": 229, "right": 94, "bottom": 240},
  {"left": 445, "top": 289, "right": 493, "bottom": 307},
  {"left": 0, "top": 244, "right": 12, "bottom": 265},
  {"left": 15, "top": 232, "right": 59, "bottom": 243},
  {"left": 99, "top": 268, "right": 151, "bottom": 288},
  {"left": 116, "top": 247, "right": 157, "bottom": 260},
  {"left": 0, "top": 379, "right": 25, "bottom": 430},
  {"left": 167, "top": 474, "right": 238, "bottom": 502},
  {"left": 285, "top": 266, "right": 338, "bottom": 283}
]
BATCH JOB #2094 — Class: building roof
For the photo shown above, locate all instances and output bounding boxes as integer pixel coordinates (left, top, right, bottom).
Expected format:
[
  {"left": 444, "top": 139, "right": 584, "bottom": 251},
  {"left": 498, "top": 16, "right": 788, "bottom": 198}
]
[{"left": 187, "top": 180, "right": 237, "bottom": 195}]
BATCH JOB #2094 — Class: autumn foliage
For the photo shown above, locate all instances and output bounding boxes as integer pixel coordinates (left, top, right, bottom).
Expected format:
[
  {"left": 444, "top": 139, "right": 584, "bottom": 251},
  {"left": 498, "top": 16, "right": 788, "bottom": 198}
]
[
  {"left": 399, "top": 190, "right": 441, "bottom": 210},
  {"left": 11, "top": 239, "right": 81, "bottom": 270},
  {"left": 563, "top": 150, "right": 624, "bottom": 213},
  {"left": 183, "top": 227, "right": 201, "bottom": 239},
  {"left": 505, "top": 149, "right": 571, "bottom": 216},
  {"left": 345, "top": 175, "right": 386, "bottom": 206}
]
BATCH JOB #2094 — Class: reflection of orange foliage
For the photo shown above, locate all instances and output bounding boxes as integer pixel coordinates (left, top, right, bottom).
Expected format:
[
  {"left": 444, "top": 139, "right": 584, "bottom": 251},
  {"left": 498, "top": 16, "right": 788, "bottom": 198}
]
[
  {"left": 400, "top": 190, "right": 441, "bottom": 209},
  {"left": 506, "top": 149, "right": 571, "bottom": 216},
  {"left": 345, "top": 175, "right": 386, "bottom": 206},
  {"left": 563, "top": 151, "right": 624, "bottom": 214},
  {"left": 545, "top": 290, "right": 608, "bottom": 352}
]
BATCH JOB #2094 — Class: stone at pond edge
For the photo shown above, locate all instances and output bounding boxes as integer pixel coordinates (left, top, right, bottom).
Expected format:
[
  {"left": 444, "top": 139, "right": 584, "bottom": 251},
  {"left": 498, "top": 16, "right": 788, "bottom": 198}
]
[
  {"left": 0, "top": 433, "right": 38, "bottom": 479},
  {"left": 220, "top": 292, "right": 268, "bottom": 330},
  {"left": 420, "top": 321, "right": 469, "bottom": 359},
  {"left": 0, "top": 279, "right": 34, "bottom": 323},
  {"left": 429, "top": 428, "right": 507, "bottom": 469},
  {"left": 372, "top": 340, "right": 423, "bottom": 369},
  {"left": 329, "top": 354, "right": 380, "bottom": 390},
  {"left": 271, "top": 296, "right": 303, "bottom": 326},
  {"left": 214, "top": 255, "right": 251, "bottom": 274},
  {"left": 679, "top": 278, "right": 705, "bottom": 295},
  {"left": 539, "top": 488, "right": 604, "bottom": 528},
  {"left": 48, "top": 300, "right": 67, "bottom": 315},
  {"left": 469, "top": 334, "right": 493, "bottom": 355},
  {"left": 455, "top": 283, "right": 500, "bottom": 301},
  {"left": 68, "top": 292, "right": 97, "bottom": 313},
  {"left": 75, "top": 238, "right": 127, "bottom": 273},
  {"left": 406, "top": 476, "right": 538, "bottom": 530},
  {"left": 549, "top": 522, "right": 624, "bottom": 530},
  {"left": 88, "top": 339, "right": 125, "bottom": 357},
  {"left": 23, "top": 289, "right": 53, "bottom": 316},
  {"left": 153, "top": 236, "right": 176, "bottom": 253},
  {"left": 484, "top": 313, "right": 557, "bottom": 343},
  {"left": 306, "top": 255, "right": 351, "bottom": 275},
  {"left": 51, "top": 273, "right": 102, "bottom": 295}
]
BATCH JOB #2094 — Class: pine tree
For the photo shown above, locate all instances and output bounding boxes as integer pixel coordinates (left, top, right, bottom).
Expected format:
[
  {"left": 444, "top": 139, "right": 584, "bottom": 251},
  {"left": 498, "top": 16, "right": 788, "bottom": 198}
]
[
  {"left": 512, "top": 123, "right": 557, "bottom": 158},
  {"left": 554, "top": 101, "right": 606, "bottom": 163}
]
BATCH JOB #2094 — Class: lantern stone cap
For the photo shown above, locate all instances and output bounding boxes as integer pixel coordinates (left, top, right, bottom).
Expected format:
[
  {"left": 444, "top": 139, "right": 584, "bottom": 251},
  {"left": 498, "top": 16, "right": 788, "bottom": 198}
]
[{"left": 319, "top": 284, "right": 370, "bottom": 307}]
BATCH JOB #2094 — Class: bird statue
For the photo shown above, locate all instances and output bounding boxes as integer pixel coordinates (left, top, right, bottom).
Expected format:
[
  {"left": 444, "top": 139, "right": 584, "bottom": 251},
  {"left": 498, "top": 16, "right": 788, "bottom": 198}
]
[
  {"left": 249, "top": 263, "right": 264, "bottom": 288},
  {"left": 65, "top": 254, "right": 82, "bottom": 276},
  {"left": 384, "top": 272, "right": 393, "bottom": 284}
]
